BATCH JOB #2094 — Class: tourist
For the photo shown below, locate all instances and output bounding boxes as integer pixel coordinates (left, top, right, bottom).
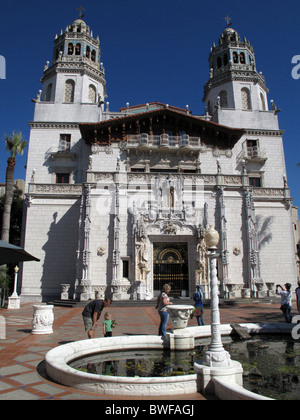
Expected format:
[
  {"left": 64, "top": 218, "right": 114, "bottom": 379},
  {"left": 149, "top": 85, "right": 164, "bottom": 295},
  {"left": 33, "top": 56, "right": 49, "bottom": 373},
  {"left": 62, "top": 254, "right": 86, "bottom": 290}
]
[
  {"left": 103, "top": 312, "right": 113, "bottom": 337},
  {"left": 82, "top": 297, "right": 112, "bottom": 339},
  {"left": 296, "top": 281, "right": 300, "bottom": 314},
  {"left": 156, "top": 284, "right": 173, "bottom": 337},
  {"left": 276, "top": 283, "right": 292, "bottom": 323},
  {"left": 193, "top": 285, "right": 205, "bottom": 326}
]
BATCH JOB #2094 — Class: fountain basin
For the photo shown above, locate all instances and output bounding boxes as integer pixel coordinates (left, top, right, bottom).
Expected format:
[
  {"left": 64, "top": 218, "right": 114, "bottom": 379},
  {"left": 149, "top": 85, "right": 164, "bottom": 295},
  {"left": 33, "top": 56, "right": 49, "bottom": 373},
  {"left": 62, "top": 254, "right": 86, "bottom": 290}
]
[
  {"left": 166, "top": 305, "right": 194, "bottom": 329},
  {"left": 45, "top": 335, "right": 197, "bottom": 396},
  {"left": 44, "top": 322, "right": 295, "bottom": 398}
]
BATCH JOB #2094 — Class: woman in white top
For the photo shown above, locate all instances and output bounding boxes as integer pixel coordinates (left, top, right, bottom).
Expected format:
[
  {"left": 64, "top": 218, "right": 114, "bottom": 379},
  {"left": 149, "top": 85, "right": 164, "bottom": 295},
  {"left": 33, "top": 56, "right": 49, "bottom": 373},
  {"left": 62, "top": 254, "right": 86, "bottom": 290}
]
[
  {"left": 276, "top": 283, "right": 292, "bottom": 323},
  {"left": 156, "top": 284, "right": 173, "bottom": 337}
]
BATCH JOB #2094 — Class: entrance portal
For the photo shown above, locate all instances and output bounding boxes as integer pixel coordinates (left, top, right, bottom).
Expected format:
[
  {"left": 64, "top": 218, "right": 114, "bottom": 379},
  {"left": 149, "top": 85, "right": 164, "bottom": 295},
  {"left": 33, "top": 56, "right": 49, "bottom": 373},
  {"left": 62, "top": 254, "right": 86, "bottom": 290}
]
[{"left": 153, "top": 243, "right": 189, "bottom": 297}]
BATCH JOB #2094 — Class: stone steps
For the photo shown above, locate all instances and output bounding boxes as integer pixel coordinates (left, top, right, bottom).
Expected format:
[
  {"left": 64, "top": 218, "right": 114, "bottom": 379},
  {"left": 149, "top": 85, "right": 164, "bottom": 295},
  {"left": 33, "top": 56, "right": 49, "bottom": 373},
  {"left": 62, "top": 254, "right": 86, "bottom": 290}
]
[{"left": 48, "top": 296, "right": 279, "bottom": 308}]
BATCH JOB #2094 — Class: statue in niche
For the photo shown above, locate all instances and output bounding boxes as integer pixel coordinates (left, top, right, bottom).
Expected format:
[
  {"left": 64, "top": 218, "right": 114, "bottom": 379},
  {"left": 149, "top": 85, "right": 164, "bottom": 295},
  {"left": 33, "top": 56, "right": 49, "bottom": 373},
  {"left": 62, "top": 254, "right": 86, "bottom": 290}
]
[{"left": 134, "top": 215, "right": 149, "bottom": 279}]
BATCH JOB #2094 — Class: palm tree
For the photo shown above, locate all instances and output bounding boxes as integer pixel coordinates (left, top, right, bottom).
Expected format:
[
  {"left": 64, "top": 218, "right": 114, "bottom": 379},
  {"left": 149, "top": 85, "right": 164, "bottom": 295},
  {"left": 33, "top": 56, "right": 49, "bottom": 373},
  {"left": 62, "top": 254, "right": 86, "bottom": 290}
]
[{"left": 1, "top": 132, "right": 27, "bottom": 243}]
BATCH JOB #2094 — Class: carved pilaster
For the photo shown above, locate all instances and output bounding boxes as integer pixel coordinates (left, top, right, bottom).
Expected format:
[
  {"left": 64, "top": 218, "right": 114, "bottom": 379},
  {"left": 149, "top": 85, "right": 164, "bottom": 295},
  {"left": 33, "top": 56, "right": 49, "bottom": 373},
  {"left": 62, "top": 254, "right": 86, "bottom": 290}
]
[
  {"left": 218, "top": 187, "right": 229, "bottom": 297},
  {"left": 244, "top": 188, "right": 262, "bottom": 296},
  {"left": 80, "top": 185, "right": 92, "bottom": 299}
]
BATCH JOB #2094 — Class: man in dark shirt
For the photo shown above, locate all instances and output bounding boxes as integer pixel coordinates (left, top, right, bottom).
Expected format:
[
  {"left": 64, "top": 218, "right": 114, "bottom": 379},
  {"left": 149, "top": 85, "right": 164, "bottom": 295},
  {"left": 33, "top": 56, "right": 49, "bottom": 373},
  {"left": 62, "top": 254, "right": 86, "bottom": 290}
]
[{"left": 82, "top": 298, "right": 112, "bottom": 338}]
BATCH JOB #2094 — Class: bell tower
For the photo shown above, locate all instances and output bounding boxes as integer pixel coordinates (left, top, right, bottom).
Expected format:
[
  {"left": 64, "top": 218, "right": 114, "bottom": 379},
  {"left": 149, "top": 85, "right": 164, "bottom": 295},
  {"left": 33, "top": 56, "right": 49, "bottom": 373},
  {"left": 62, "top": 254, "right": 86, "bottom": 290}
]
[
  {"left": 203, "top": 26, "right": 272, "bottom": 129},
  {"left": 34, "top": 16, "right": 107, "bottom": 123}
]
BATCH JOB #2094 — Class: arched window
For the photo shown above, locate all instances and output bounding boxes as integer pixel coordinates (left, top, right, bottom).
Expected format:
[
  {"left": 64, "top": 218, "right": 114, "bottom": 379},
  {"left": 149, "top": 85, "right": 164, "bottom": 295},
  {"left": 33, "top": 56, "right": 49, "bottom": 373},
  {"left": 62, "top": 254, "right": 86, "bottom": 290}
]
[
  {"left": 45, "top": 83, "right": 53, "bottom": 102},
  {"left": 75, "top": 43, "right": 81, "bottom": 56},
  {"left": 233, "top": 52, "right": 238, "bottom": 63},
  {"left": 88, "top": 85, "right": 97, "bottom": 103},
  {"left": 86, "top": 46, "right": 90, "bottom": 59},
  {"left": 64, "top": 79, "right": 75, "bottom": 103},
  {"left": 241, "top": 87, "right": 252, "bottom": 110},
  {"left": 217, "top": 57, "right": 222, "bottom": 68},
  {"left": 91, "top": 50, "right": 96, "bottom": 62},
  {"left": 68, "top": 43, "right": 74, "bottom": 55},
  {"left": 223, "top": 54, "right": 228, "bottom": 66},
  {"left": 219, "top": 90, "right": 228, "bottom": 108},
  {"left": 260, "top": 93, "right": 266, "bottom": 111},
  {"left": 240, "top": 52, "right": 246, "bottom": 64}
]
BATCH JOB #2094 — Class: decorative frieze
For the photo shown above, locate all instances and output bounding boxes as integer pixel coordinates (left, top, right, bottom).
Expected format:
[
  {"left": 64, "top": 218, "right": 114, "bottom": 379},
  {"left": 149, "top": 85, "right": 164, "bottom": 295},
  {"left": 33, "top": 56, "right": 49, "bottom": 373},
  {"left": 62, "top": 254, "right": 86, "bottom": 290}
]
[{"left": 28, "top": 183, "right": 82, "bottom": 196}]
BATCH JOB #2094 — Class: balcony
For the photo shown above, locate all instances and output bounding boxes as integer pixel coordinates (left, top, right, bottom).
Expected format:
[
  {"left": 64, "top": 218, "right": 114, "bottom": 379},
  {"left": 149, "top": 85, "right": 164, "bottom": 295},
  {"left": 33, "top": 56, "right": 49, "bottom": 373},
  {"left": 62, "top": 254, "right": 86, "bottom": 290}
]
[
  {"left": 49, "top": 143, "right": 76, "bottom": 161},
  {"left": 127, "top": 134, "right": 202, "bottom": 151},
  {"left": 237, "top": 146, "right": 267, "bottom": 164}
]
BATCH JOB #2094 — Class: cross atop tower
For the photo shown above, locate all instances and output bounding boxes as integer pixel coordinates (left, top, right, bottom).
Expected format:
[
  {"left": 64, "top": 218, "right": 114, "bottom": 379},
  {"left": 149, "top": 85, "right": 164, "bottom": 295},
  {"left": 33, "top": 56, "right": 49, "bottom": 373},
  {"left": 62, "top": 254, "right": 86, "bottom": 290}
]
[
  {"left": 76, "top": 6, "right": 85, "bottom": 19},
  {"left": 223, "top": 15, "right": 232, "bottom": 28}
]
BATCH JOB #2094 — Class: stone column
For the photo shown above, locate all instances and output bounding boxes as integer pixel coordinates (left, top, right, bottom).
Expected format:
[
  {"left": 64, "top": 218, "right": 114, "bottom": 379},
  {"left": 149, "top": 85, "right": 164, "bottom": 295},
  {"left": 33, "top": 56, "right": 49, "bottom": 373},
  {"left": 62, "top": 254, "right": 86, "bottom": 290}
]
[{"left": 204, "top": 227, "right": 231, "bottom": 368}]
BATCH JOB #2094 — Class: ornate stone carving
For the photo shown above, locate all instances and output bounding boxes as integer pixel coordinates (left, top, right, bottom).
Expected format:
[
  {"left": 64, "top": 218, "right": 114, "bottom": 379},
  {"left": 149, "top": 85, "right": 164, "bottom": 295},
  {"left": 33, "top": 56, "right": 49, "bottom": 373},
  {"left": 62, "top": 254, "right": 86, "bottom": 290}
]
[
  {"left": 31, "top": 305, "right": 54, "bottom": 335},
  {"left": 97, "top": 246, "right": 106, "bottom": 256}
]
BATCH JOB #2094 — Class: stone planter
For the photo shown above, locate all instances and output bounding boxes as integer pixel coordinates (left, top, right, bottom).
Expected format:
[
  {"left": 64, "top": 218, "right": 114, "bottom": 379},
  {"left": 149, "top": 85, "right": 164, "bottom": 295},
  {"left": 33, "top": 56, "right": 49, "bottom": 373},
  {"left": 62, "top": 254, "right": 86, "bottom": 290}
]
[
  {"left": 266, "top": 283, "right": 275, "bottom": 297},
  {"left": 166, "top": 305, "right": 194, "bottom": 329},
  {"left": 60, "top": 284, "right": 70, "bottom": 300},
  {"left": 31, "top": 305, "right": 54, "bottom": 335}
]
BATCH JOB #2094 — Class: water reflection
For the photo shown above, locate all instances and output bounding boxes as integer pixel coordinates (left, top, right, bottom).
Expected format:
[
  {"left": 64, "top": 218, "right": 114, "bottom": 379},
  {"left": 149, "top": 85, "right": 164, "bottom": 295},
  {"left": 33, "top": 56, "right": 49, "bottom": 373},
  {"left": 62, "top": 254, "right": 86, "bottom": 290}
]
[{"left": 69, "top": 336, "right": 300, "bottom": 400}]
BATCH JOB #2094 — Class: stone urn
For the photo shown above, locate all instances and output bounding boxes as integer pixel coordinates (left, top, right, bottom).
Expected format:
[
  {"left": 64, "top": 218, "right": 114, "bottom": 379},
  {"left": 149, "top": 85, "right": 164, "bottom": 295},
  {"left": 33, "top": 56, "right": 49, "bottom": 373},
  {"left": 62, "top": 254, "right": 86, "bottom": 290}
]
[
  {"left": 166, "top": 305, "right": 194, "bottom": 329},
  {"left": 31, "top": 305, "right": 54, "bottom": 335}
]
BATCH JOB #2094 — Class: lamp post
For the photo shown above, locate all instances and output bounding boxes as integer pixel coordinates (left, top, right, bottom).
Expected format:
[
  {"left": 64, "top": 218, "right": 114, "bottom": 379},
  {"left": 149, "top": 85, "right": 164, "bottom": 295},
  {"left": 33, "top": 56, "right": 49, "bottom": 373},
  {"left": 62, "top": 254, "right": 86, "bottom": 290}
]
[
  {"left": 11, "top": 266, "right": 19, "bottom": 297},
  {"left": 204, "top": 226, "right": 231, "bottom": 368},
  {"left": 194, "top": 226, "right": 244, "bottom": 395},
  {"left": 8, "top": 266, "right": 21, "bottom": 309}
]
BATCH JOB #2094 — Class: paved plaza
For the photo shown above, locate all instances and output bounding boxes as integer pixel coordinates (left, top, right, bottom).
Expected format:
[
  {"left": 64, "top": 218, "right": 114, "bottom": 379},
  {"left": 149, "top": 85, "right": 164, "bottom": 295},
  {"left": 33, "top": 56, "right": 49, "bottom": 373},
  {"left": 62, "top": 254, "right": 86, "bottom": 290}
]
[{"left": 0, "top": 298, "right": 290, "bottom": 400}]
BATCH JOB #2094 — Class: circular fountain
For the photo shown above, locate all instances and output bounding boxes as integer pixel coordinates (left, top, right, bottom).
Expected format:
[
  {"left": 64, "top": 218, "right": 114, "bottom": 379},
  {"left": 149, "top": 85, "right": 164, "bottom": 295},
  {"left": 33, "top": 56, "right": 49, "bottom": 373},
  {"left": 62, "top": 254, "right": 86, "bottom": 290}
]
[
  {"left": 45, "top": 330, "right": 198, "bottom": 396},
  {"left": 44, "top": 320, "right": 294, "bottom": 398}
]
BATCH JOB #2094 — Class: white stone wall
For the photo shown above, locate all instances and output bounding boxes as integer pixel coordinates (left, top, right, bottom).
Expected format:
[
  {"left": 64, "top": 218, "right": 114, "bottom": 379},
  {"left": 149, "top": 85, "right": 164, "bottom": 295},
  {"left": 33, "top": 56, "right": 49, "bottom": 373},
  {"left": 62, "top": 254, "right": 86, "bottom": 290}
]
[
  {"left": 21, "top": 198, "right": 81, "bottom": 302},
  {"left": 255, "top": 203, "right": 297, "bottom": 288},
  {"left": 25, "top": 127, "right": 90, "bottom": 188}
]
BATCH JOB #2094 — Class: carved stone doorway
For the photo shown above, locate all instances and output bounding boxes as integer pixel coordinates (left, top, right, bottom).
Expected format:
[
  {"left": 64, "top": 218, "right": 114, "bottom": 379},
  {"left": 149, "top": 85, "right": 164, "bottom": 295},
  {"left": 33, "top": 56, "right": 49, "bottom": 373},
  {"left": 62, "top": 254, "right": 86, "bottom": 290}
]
[{"left": 153, "top": 243, "right": 189, "bottom": 298}]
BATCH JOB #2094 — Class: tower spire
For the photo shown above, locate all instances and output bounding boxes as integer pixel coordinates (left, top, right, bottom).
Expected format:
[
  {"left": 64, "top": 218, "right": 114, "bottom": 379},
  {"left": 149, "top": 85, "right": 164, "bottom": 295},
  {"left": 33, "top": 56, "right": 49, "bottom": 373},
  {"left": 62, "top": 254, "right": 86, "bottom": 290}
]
[
  {"left": 223, "top": 15, "right": 232, "bottom": 29},
  {"left": 76, "top": 6, "right": 85, "bottom": 19}
]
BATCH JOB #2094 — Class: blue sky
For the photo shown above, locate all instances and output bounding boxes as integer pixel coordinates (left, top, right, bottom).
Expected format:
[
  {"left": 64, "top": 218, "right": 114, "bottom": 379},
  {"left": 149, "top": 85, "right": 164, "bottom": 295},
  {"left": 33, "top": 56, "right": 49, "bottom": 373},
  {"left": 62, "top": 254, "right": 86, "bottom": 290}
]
[{"left": 0, "top": 0, "right": 299, "bottom": 208}]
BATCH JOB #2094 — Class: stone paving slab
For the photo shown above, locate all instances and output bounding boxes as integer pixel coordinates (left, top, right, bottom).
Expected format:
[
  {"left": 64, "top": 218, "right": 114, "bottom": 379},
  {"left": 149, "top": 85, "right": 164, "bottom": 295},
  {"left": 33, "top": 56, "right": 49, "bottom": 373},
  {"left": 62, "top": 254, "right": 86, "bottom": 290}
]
[{"left": 0, "top": 299, "right": 290, "bottom": 401}]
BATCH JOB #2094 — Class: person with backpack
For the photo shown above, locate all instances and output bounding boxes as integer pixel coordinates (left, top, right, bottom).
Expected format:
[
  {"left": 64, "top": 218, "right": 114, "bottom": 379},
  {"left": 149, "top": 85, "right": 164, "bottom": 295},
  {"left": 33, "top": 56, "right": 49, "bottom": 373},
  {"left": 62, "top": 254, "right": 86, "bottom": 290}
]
[{"left": 193, "top": 285, "right": 205, "bottom": 326}]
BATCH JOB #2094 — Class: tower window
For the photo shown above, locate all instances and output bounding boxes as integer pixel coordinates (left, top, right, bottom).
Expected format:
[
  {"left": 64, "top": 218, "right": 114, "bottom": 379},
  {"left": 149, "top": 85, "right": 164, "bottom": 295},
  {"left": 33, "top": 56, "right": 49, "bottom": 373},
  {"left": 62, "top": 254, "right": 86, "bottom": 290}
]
[
  {"left": 217, "top": 57, "right": 222, "bottom": 68},
  {"left": 68, "top": 43, "right": 74, "bottom": 55},
  {"left": 241, "top": 87, "right": 252, "bottom": 110},
  {"left": 260, "top": 93, "right": 266, "bottom": 111},
  {"left": 240, "top": 52, "right": 246, "bottom": 64},
  {"left": 223, "top": 54, "right": 228, "bottom": 66},
  {"left": 86, "top": 46, "right": 90, "bottom": 59},
  {"left": 64, "top": 79, "right": 75, "bottom": 103},
  {"left": 88, "top": 85, "right": 97, "bottom": 103},
  {"left": 75, "top": 43, "right": 81, "bottom": 56},
  {"left": 45, "top": 83, "right": 53, "bottom": 102},
  {"left": 233, "top": 52, "right": 238, "bottom": 63},
  {"left": 219, "top": 90, "right": 228, "bottom": 108},
  {"left": 91, "top": 50, "right": 96, "bottom": 62}
]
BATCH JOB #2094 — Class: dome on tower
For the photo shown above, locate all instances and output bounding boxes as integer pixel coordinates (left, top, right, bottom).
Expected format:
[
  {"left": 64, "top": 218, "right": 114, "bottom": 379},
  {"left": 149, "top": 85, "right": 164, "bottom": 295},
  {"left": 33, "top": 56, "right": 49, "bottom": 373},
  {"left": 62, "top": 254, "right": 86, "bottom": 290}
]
[
  {"left": 67, "top": 18, "right": 90, "bottom": 34},
  {"left": 219, "top": 27, "right": 240, "bottom": 44}
]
